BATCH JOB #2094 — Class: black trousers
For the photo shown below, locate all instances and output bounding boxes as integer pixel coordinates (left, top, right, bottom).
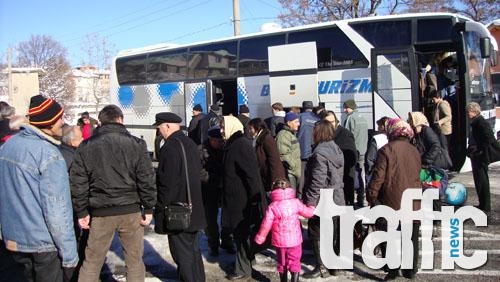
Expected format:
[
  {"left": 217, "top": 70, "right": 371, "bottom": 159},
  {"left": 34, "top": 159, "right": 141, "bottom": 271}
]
[
  {"left": 380, "top": 222, "right": 420, "bottom": 276},
  {"left": 10, "top": 251, "right": 63, "bottom": 282},
  {"left": 233, "top": 219, "right": 253, "bottom": 277},
  {"left": 307, "top": 215, "right": 340, "bottom": 266},
  {"left": 168, "top": 231, "right": 205, "bottom": 282},
  {"left": 471, "top": 159, "right": 491, "bottom": 211},
  {"left": 203, "top": 186, "right": 232, "bottom": 250}
]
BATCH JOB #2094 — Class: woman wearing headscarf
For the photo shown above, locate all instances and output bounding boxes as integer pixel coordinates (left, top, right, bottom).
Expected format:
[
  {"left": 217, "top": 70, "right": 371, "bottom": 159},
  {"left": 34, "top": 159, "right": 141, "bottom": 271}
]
[
  {"left": 408, "top": 111, "right": 451, "bottom": 169},
  {"left": 302, "top": 120, "right": 345, "bottom": 279},
  {"left": 366, "top": 118, "right": 422, "bottom": 279},
  {"left": 220, "top": 115, "right": 266, "bottom": 280},
  {"left": 247, "top": 118, "right": 286, "bottom": 192}
]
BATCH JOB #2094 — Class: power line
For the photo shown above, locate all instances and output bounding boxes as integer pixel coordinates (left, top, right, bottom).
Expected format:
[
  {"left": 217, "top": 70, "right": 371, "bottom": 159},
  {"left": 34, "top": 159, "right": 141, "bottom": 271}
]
[
  {"left": 62, "top": 0, "right": 205, "bottom": 47},
  {"left": 57, "top": 0, "right": 173, "bottom": 40}
]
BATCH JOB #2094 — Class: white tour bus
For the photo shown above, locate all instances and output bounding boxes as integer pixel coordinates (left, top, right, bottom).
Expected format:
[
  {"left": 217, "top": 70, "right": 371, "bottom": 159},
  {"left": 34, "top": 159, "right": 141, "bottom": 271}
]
[{"left": 109, "top": 12, "right": 497, "bottom": 170}]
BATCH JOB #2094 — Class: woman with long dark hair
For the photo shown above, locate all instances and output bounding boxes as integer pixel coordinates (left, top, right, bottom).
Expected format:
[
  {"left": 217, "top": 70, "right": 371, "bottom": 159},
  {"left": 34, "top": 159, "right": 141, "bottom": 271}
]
[{"left": 302, "top": 120, "right": 345, "bottom": 279}]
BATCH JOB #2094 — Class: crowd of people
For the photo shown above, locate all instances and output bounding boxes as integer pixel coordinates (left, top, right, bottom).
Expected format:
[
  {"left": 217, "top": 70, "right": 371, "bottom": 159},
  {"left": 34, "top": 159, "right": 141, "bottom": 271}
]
[{"left": 0, "top": 93, "right": 497, "bottom": 282}]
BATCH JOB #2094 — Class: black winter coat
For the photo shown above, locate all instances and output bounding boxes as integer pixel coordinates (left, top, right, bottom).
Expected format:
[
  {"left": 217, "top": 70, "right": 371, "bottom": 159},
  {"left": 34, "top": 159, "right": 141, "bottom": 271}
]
[
  {"left": 155, "top": 130, "right": 206, "bottom": 233},
  {"left": 333, "top": 126, "right": 357, "bottom": 179},
  {"left": 71, "top": 123, "right": 157, "bottom": 218},
  {"left": 221, "top": 131, "right": 265, "bottom": 230},
  {"left": 412, "top": 125, "right": 448, "bottom": 168},
  {"left": 469, "top": 115, "right": 499, "bottom": 164}
]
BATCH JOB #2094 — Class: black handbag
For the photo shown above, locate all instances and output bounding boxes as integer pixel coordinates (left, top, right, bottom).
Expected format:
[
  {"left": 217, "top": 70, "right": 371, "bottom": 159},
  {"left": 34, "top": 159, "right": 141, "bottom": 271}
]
[
  {"left": 163, "top": 139, "right": 193, "bottom": 232},
  {"left": 487, "top": 141, "right": 500, "bottom": 164}
]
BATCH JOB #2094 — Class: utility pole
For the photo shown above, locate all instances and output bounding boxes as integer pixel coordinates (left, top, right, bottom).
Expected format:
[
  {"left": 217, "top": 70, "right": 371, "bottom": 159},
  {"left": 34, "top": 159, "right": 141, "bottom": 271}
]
[
  {"left": 7, "top": 48, "right": 13, "bottom": 104},
  {"left": 233, "top": 0, "right": 240, "bottom": 36}
]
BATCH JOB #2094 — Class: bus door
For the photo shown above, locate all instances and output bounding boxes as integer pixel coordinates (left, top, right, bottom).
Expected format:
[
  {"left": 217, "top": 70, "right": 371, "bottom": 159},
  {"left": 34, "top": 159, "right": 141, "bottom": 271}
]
[
  {"left": 370, "top": 48, "right": 419, "bottom": 126},
  {"left": 268, "top": 42, "right": 318, "bottom": 107},
  {"left": 210, "top": 79, "right": 238, "bottom": 116}
]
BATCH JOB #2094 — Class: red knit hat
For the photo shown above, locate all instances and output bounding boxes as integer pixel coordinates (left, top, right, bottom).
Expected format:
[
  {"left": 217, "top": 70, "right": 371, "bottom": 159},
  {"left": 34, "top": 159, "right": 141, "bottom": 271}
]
[{"left": 28, "top": 95, "right": 64, "bottom": 127}]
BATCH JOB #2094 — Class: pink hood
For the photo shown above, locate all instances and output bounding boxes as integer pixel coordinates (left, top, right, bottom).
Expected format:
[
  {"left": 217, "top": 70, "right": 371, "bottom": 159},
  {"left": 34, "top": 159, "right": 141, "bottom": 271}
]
[{"left": 254, "top": 188, "right": 315, "bottom": 247}]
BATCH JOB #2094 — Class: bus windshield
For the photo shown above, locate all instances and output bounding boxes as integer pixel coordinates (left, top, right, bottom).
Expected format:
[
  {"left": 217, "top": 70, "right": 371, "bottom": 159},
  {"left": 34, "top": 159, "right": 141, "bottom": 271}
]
[{"left": 465, "top": 31, "right": 493, "bottom": 100}]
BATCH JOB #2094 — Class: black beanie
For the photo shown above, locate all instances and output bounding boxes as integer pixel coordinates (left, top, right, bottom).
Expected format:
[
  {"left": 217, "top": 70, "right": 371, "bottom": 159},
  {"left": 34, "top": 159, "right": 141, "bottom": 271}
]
[{"left": 28, "top": 95, "right": 64, "bottom": 127}]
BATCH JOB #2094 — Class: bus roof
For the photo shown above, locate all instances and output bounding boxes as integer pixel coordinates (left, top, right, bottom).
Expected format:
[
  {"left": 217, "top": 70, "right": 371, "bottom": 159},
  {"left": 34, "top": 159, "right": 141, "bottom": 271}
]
[{"left": 116, "top": 12, "right": 473, "bottom": 58}]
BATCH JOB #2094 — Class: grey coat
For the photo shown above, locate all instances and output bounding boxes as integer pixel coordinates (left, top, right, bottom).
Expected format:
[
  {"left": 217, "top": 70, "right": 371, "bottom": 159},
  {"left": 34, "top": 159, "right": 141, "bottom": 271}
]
[{"left": 302, "top": 140, "right": 345, "bottom": 207}]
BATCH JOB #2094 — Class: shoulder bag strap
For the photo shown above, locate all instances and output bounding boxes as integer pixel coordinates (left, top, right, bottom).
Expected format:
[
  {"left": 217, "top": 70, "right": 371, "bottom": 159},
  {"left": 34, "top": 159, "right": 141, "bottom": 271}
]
[{"left": 175, "top": 138, "right": 192, "bottom": 206}]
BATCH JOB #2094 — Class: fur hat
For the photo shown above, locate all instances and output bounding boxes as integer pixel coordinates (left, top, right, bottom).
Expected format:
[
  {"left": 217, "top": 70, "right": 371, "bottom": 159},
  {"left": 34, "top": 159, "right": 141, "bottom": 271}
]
[
  {"left": 28, "top": 95, "right": 64, "bottom": 127},
  {"left": 343, "top": 99, "right": 357, "bottom": 110}
]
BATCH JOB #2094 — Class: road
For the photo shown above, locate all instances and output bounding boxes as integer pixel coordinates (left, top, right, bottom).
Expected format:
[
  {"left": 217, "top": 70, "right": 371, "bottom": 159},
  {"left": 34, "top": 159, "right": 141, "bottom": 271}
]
[
  {"left": 1, "top": 163, "right": 499, "bottom": 282},
  {"left": 109, "top": 163, "right": 500, "bottom": 282}
]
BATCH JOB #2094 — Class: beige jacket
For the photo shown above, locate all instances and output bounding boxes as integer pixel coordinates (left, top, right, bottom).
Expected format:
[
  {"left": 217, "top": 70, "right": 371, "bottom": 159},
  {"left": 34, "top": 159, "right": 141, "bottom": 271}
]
[{"left": 434, "top": 100, "right": 452, "bottom": 135}]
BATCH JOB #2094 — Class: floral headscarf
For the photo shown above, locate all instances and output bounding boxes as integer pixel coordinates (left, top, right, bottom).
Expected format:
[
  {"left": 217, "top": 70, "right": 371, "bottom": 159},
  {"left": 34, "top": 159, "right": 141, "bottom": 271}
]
[{"left": 387, "top": 118, "right": 414, "bottom": 140}]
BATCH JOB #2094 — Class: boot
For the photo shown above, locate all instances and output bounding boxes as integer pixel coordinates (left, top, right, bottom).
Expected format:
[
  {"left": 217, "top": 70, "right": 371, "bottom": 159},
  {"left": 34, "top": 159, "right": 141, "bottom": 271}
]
[
  {"left": 279, "top": 270, "right": 288, "bottom": 282},
  {"left": 291, "top": 272, "right": 299, "bottom": 282},
  {"left": 302, "top": 265, "right": 330, "bottom": 279},
  {"left": 302, "top": 265, "right": 320, "bottom": 279},
  {"left": 302, "top": 240, "right": 330, "bottom": 279}
]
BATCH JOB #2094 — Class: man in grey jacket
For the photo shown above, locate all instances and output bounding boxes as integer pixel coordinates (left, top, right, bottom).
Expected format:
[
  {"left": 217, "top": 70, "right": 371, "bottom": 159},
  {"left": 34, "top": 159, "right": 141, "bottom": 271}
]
[{"left": 343, "top": 99, "right": 368, "bottom": 208}]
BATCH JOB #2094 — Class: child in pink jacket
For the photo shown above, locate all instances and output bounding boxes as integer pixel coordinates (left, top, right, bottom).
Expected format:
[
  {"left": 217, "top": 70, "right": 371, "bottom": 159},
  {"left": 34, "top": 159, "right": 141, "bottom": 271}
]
[{"left": 254, "top": 179, "right": 315, "bottom": 281}]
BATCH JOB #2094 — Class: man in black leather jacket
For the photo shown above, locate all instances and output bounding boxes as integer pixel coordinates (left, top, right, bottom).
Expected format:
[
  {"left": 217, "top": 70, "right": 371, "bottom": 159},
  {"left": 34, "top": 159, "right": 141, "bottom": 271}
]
[{"left": 70, "top": 105, "right": 156, "bottom": 282}]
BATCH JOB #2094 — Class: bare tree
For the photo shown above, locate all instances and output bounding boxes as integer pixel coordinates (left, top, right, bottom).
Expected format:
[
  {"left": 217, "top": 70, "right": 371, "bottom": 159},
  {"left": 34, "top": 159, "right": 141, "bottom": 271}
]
[
  {"left": 398, "top": 0, "right": 498, "bottom": 24},
  {"left": 277, "top": 0, "right": 385, "bottom": 27},
  {"left": 80, "top": 33, "right": 116, "bottom": 69},
  {"left": 453, "top": 0, "right": 499, "bottom": 23},
  {"left": 78, "top": 34, "right": 115, "bottom": 113},
  {"left": 278, "top": 0, "right": 498, "bottom": 26},
  {"left": 15, "top": 35, "right": 75, "bottom": 107}
]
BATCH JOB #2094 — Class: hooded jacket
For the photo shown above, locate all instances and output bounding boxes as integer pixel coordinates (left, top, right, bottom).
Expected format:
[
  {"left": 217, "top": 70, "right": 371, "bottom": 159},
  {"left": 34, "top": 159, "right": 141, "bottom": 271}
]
[
  {"left": 302, "top": 140, "right": 345, "bottom": 207},
  {"left": 254, "top": 188, "right": 315, "bottom": 247}
]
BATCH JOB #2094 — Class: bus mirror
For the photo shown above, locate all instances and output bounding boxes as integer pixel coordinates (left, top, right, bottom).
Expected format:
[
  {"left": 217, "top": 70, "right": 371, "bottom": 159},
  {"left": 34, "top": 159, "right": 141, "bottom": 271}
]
[
  {"left": 491, "top": 50, "right": 498, "bottom": 67},
  {"left": 480, "top": 37, "right": 491, "bottom": 58}
]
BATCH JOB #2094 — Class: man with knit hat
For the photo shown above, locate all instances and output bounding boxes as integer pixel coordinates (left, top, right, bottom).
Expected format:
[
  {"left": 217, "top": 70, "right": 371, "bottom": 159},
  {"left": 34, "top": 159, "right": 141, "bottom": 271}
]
[
  {"left": 0, "top": 94, "right": 78, "bottom": 281},
  {"left": 188, "top": 104, "right": 205, "bottom": 145},
  {"left": 71, "top": 105, "right": 156, "bottom": 282},
  {"left": 276, "top": 111, "right": 302, "bottom": 191},
  {"left": 343, "top": 99, "right": 368, "bottom": 208},
  {"left": 237, "top": 104, "right": 251, "bottom": 138}
]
